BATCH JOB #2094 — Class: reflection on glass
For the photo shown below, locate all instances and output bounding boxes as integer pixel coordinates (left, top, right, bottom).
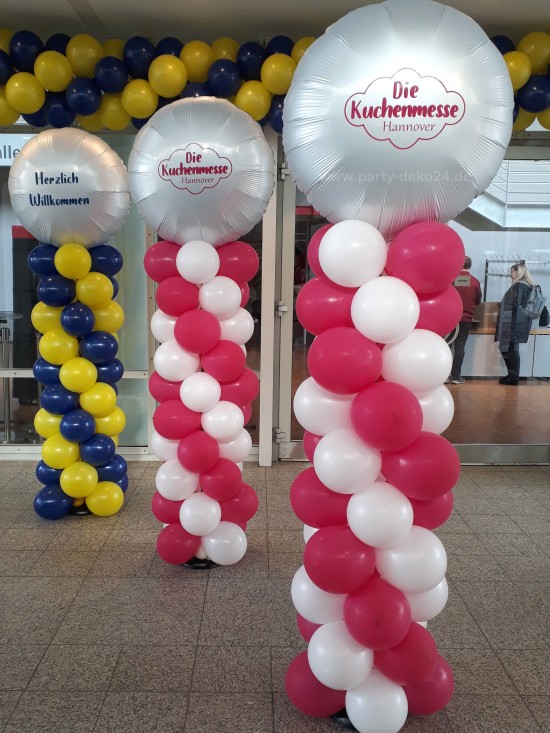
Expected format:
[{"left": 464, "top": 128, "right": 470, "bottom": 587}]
[{"left": 118, "top": 378, "right": 149, "bottom": 446}]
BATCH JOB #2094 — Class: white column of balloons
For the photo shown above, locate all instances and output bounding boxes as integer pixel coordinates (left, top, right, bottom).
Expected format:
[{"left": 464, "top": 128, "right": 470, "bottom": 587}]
[
  {"left": 281, "top": 1, "right": 513, "bottom": 731},
  {"left": 128, "top": 98, "right": 274, "bottom": 566}
]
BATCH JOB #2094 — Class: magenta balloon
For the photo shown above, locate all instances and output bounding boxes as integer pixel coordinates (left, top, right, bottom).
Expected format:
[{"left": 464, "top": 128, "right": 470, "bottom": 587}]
[
  {"left": 303, "top": 431, "right": 322, "bottom": 461},
  {"left": 344, "top": 577, "right": 411, "bottom": 650},
  {"left": 286, "top": 651, "right": 346, "bottom": 718},
  {"left": 416, "top": 286, "right": 463, "bottom": 337},
  {"left": 404, "top": 654, "right": 454, "bottom": 715},
  {"left": 220, "top": 481, "right": 259, "bottom": 523},
  {"left": 295, "top": 275, "right": 356, "bottom": 335},
  {"left": 155, "top": 276, "right": 199, "bottom": 317},
  {"left": 152, "top": 399, "right": 201, "bottom": 440},
  {"left": 381, "top": 432, "right": 461, "bottom": 500},
  {"left": 156, "top": 522, "right": 201, "bottom": 564},
  {"left": 351, "top": 381, "right": 423, "bottom": 451},
  {"left": 199, "top": 457, "right": 242, "bottom": 501},
  {"left": 177, "top": 430, "right": 220, "bottom": 473},
  {"left": 143, "top": 241, "right": 179, "bottom": 282},
  {"left": 374, "top": 623, "right": 439, "bottom": 686},
  {"left": 290, "top": 467, "right": 350, "bottom": 528},
  {"left": 307, "top": 223, "right": 332, "bottom": 276},
  {"left": 151, "top": 492, "right": 183, "bottom": 524},
  {"left": 296, "top": 613, "right": 321, "bottom": 643},
  {"left": 174, "top": 309, "right": 221, "bottom": 354},
  {"left": 217, "top": 241, "right": 259, "bottom": 284},
  {"left": 385, "top": 222, "right": 465, "bottom": 293},
  {"left": 201, "top": 340, "right": 246, "bottom": 382},
  {"left": 219, "top": 368, "right": 259, "bottom": 405},
  {"left": 148, "top": 371, "right": 182, "bottom": 402},
  {"left": 240, "top": 282, "right": 250, "bottom": 307},
  {"left": 410, "top": 491, "right": 454, "bottom": 530},
  {"left": 241, "top": 402, "right": 252, "bottom": 425}
]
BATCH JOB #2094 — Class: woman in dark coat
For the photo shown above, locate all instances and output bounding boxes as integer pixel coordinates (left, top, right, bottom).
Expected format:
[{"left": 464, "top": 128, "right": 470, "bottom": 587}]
[{"left": 495, "top": 263, "right": 533, "bottom": 385}]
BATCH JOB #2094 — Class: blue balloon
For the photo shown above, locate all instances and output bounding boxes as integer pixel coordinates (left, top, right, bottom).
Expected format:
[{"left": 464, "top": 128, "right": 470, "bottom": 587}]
[
  {"left": 97, "top": 453, "right": 127, "bottom": 482},
  {"left": 268, "top": 94, "right": 285, "bottom": 133},
  {"left": 37, "top": 274, "right": 76, "bottom": 307},
  {"left": 43, "top": 92, "right": 76, "bottom": 128},
  {"left": 158, "top": 95, "right": 180, "bottom": 109},
  {"left": 94, "top": 56, "right": 128, "bottom": 93},
  {"left": 236, "top": 42, "right": 267, "bottom": 81},
  {"left": 41, "top": 383, "right": 80, "bottom": 415},
  {"left": 33, "top": 358, "right": 61, "bottom": 385},
  {"left": 181, "top": 82, "right": 212, "bottom": 98},
  {"left": 61, "top": 302, "right": 95, "bottom": 338},
  {"left": 123, "top": 36, "right": 156, "bottom": 79},
  {"left": 109, "top": 276, "right": 119, "bottom": 299},
  {"left": 0, "top": 49, "right": 14, "bottom": 85},
  {"left": 513, "top": 98, "right": 519, "bottom": 122},
  {"left": 36, "top": 460, "right": 62, "bottom": 485},
  {"left": 96, "top": 358, "right": 124, "bottom": 384},
  {"left": 517, "top": 74, "right": 550, "bottom": 113},
  {"left": 88, "top": 244, "right": 123, "bottom": 276},
  {"left": 60, "top": 408, "right": 96, "bottom": 443},
  {"left": 66, "top": 77, "right": 102, "bottom": 115},
  {"left": 22, "top": 109, "right": 48, "bottom": 127},
  {"left": 79, "top": 331, "right": 119, "bottom": 364},
  {"left": 80, "top": 433, "right": 116, "bottom": 467},
  {"left": 491, "top": 35, "right": 515, "bottom": 55},
  {"left": 45, "top": 33, "right": 70, "bottom": 54},
  {"left": 9, "top": 30, "right": 44, "bottom": 72},
  {"left": 116, "top": 474, "right": 129, "bottom": 493},
  {"left": 132, "top": 116, "right": 150, "bottom": 130},
  {"left": 207, "top": 59, "right": 241, "bottom": 98},
  {"left": 28, "top": 244, "right": 57, "bottom": 276},
  {"left": 156, "top": 37, "right": 183, "bottom": 57},
  {"left": 34, "top": 484, "right": 73, "bottom": 520},
  {"left": 265, "top": 35, "right": 294, "bottom": 56}
]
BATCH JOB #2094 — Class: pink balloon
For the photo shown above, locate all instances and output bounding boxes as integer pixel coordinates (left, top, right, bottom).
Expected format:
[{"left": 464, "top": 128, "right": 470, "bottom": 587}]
[
  {"left": 344, "top": 577, "right": 411, "bottom": 650},
  {"left": 410, "top": 491, "right": 454, "bottom": 530},
  {"left": 416, "top": 286, "right": 463, "bottom": 337},
  {"left": 404, "top": 654, "right": 454, "bottom": 715},
  {"left": 156, "top": 276, "right": 199, "bottom": 317},
  {"left": 240, "top": 403, "right": 252, "bottom": 425},
  {"left": 174, "top": 309, "right": 221, "bottom": 354},
  {"left": 148, "top": 371, "right": 182, "bottom": 403},
  {"left": 290, "top": 467, "right": 350, "bottom": 528},
  {"left": 152, "top": 399, "right": 201, "bottom": 440},
  {"left": 217, "top": 241, "right": 259, "bottom": 284},
  {"left": 201, "top": 340, "right": 246, "bottom": 382},
  {"left": 151, "top": 492, "right": 183, "bottom": 524},
  {"left": 304, "top": 524, "right": 376, "bottom": 594},
  {"left": 374, "top": 623, "right": 439, "bottom": 686},
  {"left": 156, "top": 522, "right": 201, "bottom": 564},
  {"left": 307, "top": 326, "right": 382, "bottom": 394},
  {"left": 307, "top": 224, "right": 332, "bottom": 276},
  {"left": 303, "top": 431, "right": 321, "bottom": 462},
  {"left": 200, "top": 458, "right": 242, "bottom": 501},
  {"left": 219, "top": 368, "right": 259, "bottom": 405},
  {"left": 144, "top": 241, "right": 179, "bottom": 283},
  {"left": 177, "top": 430, "right": 220, "bottom": 473},
  {"left": 385, "top": 222, "right": 465, "bottom": 293},
  {"left": 351, "top": 382, "right": 423, "bottom": 451},
  {"left": 240, "top": 282, "right": 250, "bottom": 307},
  {"left": 381, "top": 432, "right": 461, "bottom": 500},
  {"left": 286, "top": 651, "right": 346, "bottom": 718},
  {"left": 219, "top": 481, "right": 258, "bottom": 523},
  {"left": 296, "top": 613, "right": 321, "bottom": 643},
  {"left": 296, "top": 276, "right": 356, "bottom": 336}
]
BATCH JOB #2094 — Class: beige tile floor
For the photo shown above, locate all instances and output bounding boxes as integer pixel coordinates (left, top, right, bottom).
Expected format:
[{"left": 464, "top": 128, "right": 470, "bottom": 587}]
[{"left": 0, "top": 460, "right": 549, "bottom": 733}]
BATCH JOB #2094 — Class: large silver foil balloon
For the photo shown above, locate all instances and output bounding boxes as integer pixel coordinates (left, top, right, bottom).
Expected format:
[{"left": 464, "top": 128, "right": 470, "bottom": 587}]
[
  {"left": 128, "top": 98, "right": 275, "bottom": 246},
  {"left": 8, "top": 128, "right": 130, "bottom": 247},
  {"left": 282, "top": 0, "right": 514, "bottom": 240}
]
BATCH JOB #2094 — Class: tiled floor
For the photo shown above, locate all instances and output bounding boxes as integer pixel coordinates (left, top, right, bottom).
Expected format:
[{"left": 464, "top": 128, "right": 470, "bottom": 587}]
[{"left": 0, "top": 460, "right": 548, "bottom": 732}]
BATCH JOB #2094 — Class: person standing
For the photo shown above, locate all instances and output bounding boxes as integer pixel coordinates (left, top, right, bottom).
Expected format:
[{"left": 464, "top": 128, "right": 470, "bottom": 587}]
[
  {"left": 495, "top": 262, "right": 533, "bottom": 385},
  {"left": 449, "top": 256, "right": 482, "bottom": 384}
]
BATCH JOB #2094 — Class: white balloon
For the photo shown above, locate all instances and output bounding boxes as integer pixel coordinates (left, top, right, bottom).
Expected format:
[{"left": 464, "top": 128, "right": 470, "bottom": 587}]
[
  {"left": 382, "top": 329, "right": 452, "bottom": 393},
  {"left": 219, "top": 308, "right": 255, "bottom": 344},
  {"left": 201, "top": 401, "right": 244, "bottom": 443},
  {"left": 218, "top": 429, "right": 252, "bottom": 463},
  {"left": 155, "top": 459, "right": 199, "bottom": 501},
  {"left": 405, "top": 577, "right": 449, "bottom": 622},
  {"left": 199, "top": 276, "right": 241, "bottom": 320},
  {"left": 291, "top": 565, "right": 346, "bottom": 624},
  {"left": 303, "top": 525, "right": 319, "bottom": 543},
  {"left": 416, "top": 385, "right": 455, "bottom": 434},
  {"left": 179, "top": 493, "right": 221, "bottom": 536},
  {"left": 176, "top": 240, "right": 220, "bottom": 284},
  {"left": 236, "top": 462, "right": 244, "bottom": 472},
  {"left": 202, "top": 521, "right": 247, "bottom": 565},
  {"left": 314, "top": 429, "right": 381, "bottom": 494},
  {"left": 318, "top": 220, "right": 387, "bottom": 287},
  {"left": 180, "top": 372, "right": 221, "bottom": 413},
  {"left": 150, "top": 309, "right": 176, "bottom": 343},
  {"left": 308, "top": 621, "right": 374, "bottom": 691},
  {"left": 153, "top": 339, "right": 200, "bottom": 382},
  {"left": 351, "top": 277, "right": 419, "bottom": 344},
  {"left": 347, "top": 481, "right": 413, "bottom": 548},
  {"left": 151, "top": 430, "right": 179, "bottom": 461},
  {"left": 293, "top": 377, "right": 353, "bottom": 436},
  {"left": 345, "top": 670, "right": 408, "bottom": 733},
  {"left": 376, "top": 526, "right": 447, "bottom": 593},
  {"left": 417, "top": 620, "right": 428, "bottom": 628},
  {"left": 195, "top": 545, "right": 208, "bottom": 560}
]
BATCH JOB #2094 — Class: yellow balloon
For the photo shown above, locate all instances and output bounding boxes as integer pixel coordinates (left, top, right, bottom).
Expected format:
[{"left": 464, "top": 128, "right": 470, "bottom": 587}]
[
  {"left": 148, "top": 55, "right": 187, "bottom": 97},
  {"left": 92, "top": 301, "right": 125, "bottom": 332},
  {"left": 112, "top": 435, "right": 119, "bottom": 448},
  {"left": 121, "top": 79, "right": 158, "bottom": 119},
  {"left": 513, "top": 106, "right": 537, "bottom": 132},
  {"left": 180, "top": 40, "right": 214, "bottom": 82},
  {"left": 538, "top": 107, "right": 550, "bottom": 130},
  {"left": 0, "top": 88, "right": 19, "bottom": 126},
  {"left": 42, "top": 434, "right": 79, "bottom": 470},
  {"left": 72, "top": 497, "right": 85, "bottom": 507},
  {"left": 0, "top": 29, "right": 14, "bottom": 54},
  {"left": 211, "top": 37, "right": 239, "bottom": 61},
  {"left": 102, "top": 38, "right": 125, "bottom": 59},
  {"left": 76, "top": 272, "right": 114, "bottom": 308},
  {"left": 34, "top": 51, "right": 73, "bottom": 92},
  {"left": 504, "top": 51, "right": 532, "bottom": 91},
  {"left": 34, "top": 409, "right": 62, "bottom": 439},
  {"left": 54, "top": 243, "right": 92, "bottom": 280},
  {"left": 77, "top": 110, "right": 103, "bottom": 132},
  {"left": 235, "top": 80, "right": 272, "bottom": 121},
  {"left": 261, "top": 54, "right": 296, "bottom": 95},
  {"left": 31, "top": 302, "right": 63, "bottom": 333},
  {"left": 517, "top": 31, "right": 550, "bottom": 74},
  {"left": 99, "top": 93, "right": 130, "bottom": 130},
  {"left": 292, "top": 37, "right": 316, "bottom": 64},
  {"left": 60, "top": 461, "right": 98, "bottom": 498},
  {"left": 80, "top": 383, "right": 117, "bottom": 417},
  {"left": 5, "top": 72, "right": 45, "bottom": 114},
  {"left": 95, "top": 407, "right": 126, "bottom": 437},
  {"left": 85, "top": 480, "right": 124, "bottom": 516},
  {"left": 66, "top": 34, "right": 103, "bottom": 77},
  {"left": 59, "top": 357, "right": 98, "bottom": 393},
  {"left": 39, "top": 329, "right": 79, "bottom": 365}
]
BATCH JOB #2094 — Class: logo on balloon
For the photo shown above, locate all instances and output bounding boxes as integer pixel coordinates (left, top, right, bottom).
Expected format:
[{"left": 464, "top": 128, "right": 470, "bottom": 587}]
[
  {"left": 345, "top": 68, "right": 465, "bottom": 150},
  {"left": 158, "top": 143, "right": 233, "bottom": 195}
]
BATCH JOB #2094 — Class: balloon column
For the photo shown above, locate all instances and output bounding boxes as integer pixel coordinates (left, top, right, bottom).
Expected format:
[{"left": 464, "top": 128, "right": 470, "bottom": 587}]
[
  {"left": 129, "top": 98, "right": 274, "bottom": 566},
  {"left": 282, "top": 1, "right": 513, "bottom": 731},
  {"left": 8, "top": 128, "right": 130, "bottom": 519}
]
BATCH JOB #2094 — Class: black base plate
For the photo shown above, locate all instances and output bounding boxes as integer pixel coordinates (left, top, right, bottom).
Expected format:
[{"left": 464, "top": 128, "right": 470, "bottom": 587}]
[
  {"left": 331, "top": 709, "right": 358, "bottom": 731},
  {"left": 68, "top": 504, "right": 93, "bottom": 517},
  {"left": 183, "top": 557, "right": 218, "bottom": 570}
]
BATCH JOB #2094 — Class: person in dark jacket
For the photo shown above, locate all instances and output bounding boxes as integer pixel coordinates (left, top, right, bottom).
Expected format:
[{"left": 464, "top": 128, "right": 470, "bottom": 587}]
[
  {"left": 449, "top": 256, "right": 482, "bottom": 384},
  {"left": 495, "top": 262, "right": 533, "bottom": 385}
]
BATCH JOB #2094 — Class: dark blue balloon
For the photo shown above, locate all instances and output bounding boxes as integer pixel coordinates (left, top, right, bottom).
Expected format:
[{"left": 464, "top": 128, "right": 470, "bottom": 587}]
[
  {"left": 36, "top": 460, "right": 62, "bottom": 485},
  {"left": 60, "top": 408, "right": 96, "bottom": 443},
  {"left": 116, "top": 474, "right": 129, "bottom": 493},
  {"left": 0, "top": 49, "right": 14, "bottom": 85},
  {"left": 207, "top": 59, "right": 241, "bottom": 98},
  {"left": 33, "top": 358, "right": 61, "bottom": 385},
  {"left": 491, "top": 35, "right": 515, "bottom": 55},
  {"left": 34, "top": 484, "right": 73, "bottom": 520},
  {"left": 43, "top": 92, "right": 76, "bottom": 128},
  {"left": 517, "top": 75, "right": 550, "bottom": 113},
  {"left": 181, "top": 82, "right": 212, "bottom": 98},
  {"left": 9, "top": 30, "right": 44, "bottom": 72},
  {"left": 156, "top": 37, "right": 183, "bottom": 57},
  {"left": 80, "top": 433, "right": 116, "bottom": 467},
  {"left": 97, "top": 453, "right": 127, "bottom": 482},
  {"left": 109, "top": 276, "right": 119, "bottom": 299},
  {"left": 37, "top": 275, "right": 76, "bottom": 307},
  {"left": 45, "top": 33, "right": 70, "bottom": 54},
  {"left": 268, "top": 94, "right": 285, "bottom": 133},
  {"left": 265, "top": 35, "right": 294, "bottom": 56},
  {"left": 22, "top": 108, "right": 48, "bottom": 127},
  {"left": 158, "top": 95, "right": 179, "bottom": 108},
  {"left": 96, "top": 358, "right": 125, "bottom": 384},
  {"left": 79, "top": 331, "right": 119, "bottom": 364},
  {"left": 41, "top": 383, "right": 80, "bottom": 415},
  {"left": 236, "top": 42, "right": 267, "bottom": 81},
  {"left": 123, "top": 36, "right": 156, "bottom": 79},
  {"left": 61, "top": 302, "right": 95, "bottom": 338},
  {"left": 28, "top": 244, "right": 57, "bottom": 276},
  {"left": 513, "top": 98, "right": 519, "bottom": 122},
  {"left": 257, "top": 114, "right": 269, "bottom": 127},
  {"left": 131, "top": 116, "right": 150, "bottom": 130},
  {"left": 88, "top": 244, "right": 123, "bottom": 276},
  {"left": 94, "top": 56, "right": 128, "bottom": 93},
  {"left": 66, "top": 77, "right": 102, "bottom": 115}
]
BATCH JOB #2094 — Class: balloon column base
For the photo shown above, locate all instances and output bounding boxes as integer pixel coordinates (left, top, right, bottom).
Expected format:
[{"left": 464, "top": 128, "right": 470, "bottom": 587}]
[
  {"left": 331, "top": 709, "right": 358, "bottom": 731},
  {"left": 182, "top": 556, "right": 218, "bottom": 570},
  {"left": 68, "top": 504, "right": 93, "bottom": 517}
]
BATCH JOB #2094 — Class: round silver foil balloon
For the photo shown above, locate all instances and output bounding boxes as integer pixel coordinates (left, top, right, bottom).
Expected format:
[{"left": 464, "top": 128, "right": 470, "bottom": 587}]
[
  {"left": 128, "top": 98, "right": 275, "bottom": 246},
  {"left": 8, "top": 128, "right": 130, "bottom": 247},
  {"left": 282, "top": 0, "right": 514, "bottom": 240}
]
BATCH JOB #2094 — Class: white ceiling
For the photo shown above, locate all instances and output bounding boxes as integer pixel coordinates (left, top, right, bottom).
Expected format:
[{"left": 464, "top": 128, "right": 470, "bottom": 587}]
[{"left": 1, "top": 0, "right": 549, "bottom": 43}]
